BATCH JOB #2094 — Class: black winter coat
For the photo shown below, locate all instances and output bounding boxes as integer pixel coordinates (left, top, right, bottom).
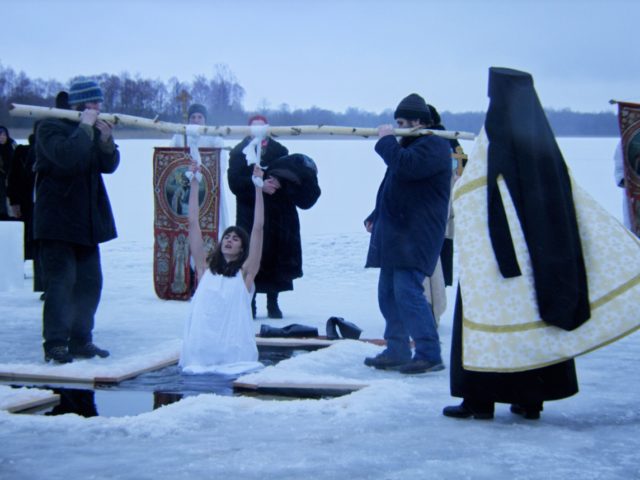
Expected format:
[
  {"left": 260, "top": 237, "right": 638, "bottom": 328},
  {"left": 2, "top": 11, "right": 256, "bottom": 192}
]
[
  {"left": 7, "top": 141, "right": 37, "bottom": 258},
  {"left": 366, "top": 134, "right": 451, "bottom": 276},
  {"left": 0, "top": 139, "right": 15, "bottom": 219},
  {"left": 34, "top": 119, "right": 119, "bottom": 246},
  {"left": 228, "top": 137, "right": 320, "bottom": 292}
]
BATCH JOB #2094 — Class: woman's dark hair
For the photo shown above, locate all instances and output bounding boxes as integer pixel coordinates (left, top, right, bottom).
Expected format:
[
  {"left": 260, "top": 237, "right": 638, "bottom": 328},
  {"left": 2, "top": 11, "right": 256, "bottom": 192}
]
[{"left": 208, "top": 226, "right": 250, "bottom": 277}]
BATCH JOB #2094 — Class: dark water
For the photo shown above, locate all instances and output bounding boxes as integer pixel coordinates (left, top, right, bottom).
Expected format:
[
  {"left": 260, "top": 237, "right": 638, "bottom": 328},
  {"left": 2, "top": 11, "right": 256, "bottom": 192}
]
[{"left": 14, "top": 347, "right": 303, "bottom": 417}]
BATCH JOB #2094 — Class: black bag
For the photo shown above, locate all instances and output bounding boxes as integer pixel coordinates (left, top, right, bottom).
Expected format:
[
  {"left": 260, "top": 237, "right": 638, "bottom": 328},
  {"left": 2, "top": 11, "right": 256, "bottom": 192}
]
[
  {"left": 259, "top": 323, "right": 319, "bottom": 338},
  {"left": 325, "top": 317, "right": 362, "bottom": 340}
]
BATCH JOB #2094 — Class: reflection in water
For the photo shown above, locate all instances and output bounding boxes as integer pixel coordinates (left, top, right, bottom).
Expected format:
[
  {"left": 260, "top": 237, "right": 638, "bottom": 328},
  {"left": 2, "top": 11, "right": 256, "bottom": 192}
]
[
  {"left": 153, "top": 391, "right": 183, "bottom": 409},
  {"left": 46, "top": 388, "right": 97, "bottom": 418}
]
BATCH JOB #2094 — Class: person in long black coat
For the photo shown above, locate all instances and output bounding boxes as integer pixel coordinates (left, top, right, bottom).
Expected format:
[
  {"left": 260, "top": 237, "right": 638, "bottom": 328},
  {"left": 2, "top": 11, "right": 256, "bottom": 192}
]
[
  {"left": 443, "top": 67, "right": 586, "bottom": 420},
  {"left": 0, "top": 125, "right": 16, "bottom": 220},
  {"left": 228, "top": 115, "right": 320, "bottom": 318},
  {"left": 8, "top": 134, "right": 37, "bottom": 258},
  {"left": 7, "top": 133, "right": 46, "bottom": 293}
]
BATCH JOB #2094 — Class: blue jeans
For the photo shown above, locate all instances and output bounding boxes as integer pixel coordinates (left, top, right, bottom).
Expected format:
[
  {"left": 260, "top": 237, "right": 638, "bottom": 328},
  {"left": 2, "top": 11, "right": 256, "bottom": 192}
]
[{"left": 378, "top": 267, "right": 441, "bottom": 363}]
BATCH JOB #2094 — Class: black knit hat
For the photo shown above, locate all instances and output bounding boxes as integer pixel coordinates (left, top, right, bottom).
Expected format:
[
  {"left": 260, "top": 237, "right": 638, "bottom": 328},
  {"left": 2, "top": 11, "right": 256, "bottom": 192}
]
[
  {"left": 68, "top": 78, "right": 103, "bottom": 105},
  {"left": 394, "top": 93, "right": 432, "bottom": 124},
  {"left": 188, "top": 103, "right": 207, "bottom": 120}
]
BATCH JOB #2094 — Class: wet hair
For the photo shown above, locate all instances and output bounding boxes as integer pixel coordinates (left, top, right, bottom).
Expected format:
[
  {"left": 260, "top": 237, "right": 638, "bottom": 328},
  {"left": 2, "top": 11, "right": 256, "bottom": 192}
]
[{"left": 208, "top": 226, "right": 250, "bottom": 277}]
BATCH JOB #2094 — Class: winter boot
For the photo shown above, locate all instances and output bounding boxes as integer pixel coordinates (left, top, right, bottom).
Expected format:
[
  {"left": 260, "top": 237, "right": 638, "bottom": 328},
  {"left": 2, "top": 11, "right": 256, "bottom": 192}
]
[
  {"left": 44, "top": 345, "right": 73, "bottom": 364},
  {"left": 267, "top": 292, "right": 283, "bottom": 319},
  {"left": 69, "top": 343, "right": 110, "bottom": 359}
]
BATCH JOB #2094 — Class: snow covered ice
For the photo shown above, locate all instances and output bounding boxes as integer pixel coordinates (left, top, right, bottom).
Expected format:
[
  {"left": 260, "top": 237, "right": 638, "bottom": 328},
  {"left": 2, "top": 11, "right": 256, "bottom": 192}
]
[{"left": 0, "top": 138, "right": 638, "bottom": 479}]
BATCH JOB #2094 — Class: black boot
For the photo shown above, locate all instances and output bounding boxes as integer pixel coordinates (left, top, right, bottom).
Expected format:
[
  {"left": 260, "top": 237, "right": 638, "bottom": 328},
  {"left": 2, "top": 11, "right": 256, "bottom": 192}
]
[
  {"left": 267, "top": 292, "right": 283, "bottom": 319},
  {"left": 443, "top": 400, "right": 494, "bottom": 420},
  {"left": 69, "top": 343, "right": 110, "bottom": 359},
  {"left": 510, "top": 403, "right": 543, "bottom": 420},
  {"left": 44, "top": 345, "right": 73, "bottom": 364}
]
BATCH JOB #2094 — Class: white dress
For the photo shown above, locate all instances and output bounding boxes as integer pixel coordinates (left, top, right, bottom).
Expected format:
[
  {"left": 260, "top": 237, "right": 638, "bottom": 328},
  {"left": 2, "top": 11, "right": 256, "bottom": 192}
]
[{"left": 179, "top": 269, "right": 262, "bottom": 375}]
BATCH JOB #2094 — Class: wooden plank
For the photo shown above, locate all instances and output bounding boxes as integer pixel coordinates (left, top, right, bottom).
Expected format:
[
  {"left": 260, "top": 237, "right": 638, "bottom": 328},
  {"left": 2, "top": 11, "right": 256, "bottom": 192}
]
[
  {"left": 256, "top": 337, "right": 387, "bottom": 348},
  {"left": 0, "top": 354, "right": 180, "bottom": 386},
  {"left": 233, "top": 381, "right": 367, "bottom": 398},
  {"left": 256, "top": 337, "right": 335, "bottom": 349},
  {"left": 94, "top": 355, "right": 180, "bottom": 384},
  {"left": 0, "top": 371, "right": 94, "bottom": 384},
  {"left": 4, "top": 393, "right": 60, "bottom": 413}
]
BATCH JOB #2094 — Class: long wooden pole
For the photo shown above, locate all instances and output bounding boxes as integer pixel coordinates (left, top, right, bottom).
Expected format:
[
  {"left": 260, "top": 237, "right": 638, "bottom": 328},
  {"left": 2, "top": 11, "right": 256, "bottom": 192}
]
[{"left": 9, "top": 103, "right": 476, "bottom": 140}]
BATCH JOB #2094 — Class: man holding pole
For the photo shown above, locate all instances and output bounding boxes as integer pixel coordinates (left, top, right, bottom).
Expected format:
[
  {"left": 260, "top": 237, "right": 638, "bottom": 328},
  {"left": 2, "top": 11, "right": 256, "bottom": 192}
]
[
  {"left": 34, "top": 78, "right": 119, "bottom": 364},
  {"left": 363, "top": 93, "right": 452, "bottom": 374}
]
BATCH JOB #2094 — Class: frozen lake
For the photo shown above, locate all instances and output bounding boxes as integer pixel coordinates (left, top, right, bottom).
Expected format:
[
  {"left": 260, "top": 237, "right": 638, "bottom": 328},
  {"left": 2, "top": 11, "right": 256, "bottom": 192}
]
[
  {"left": 100, "top": 136, "right": 624, "bottom": 244},
  {"left": 1, "top": 135, "right": 637, "bottom": 480}
]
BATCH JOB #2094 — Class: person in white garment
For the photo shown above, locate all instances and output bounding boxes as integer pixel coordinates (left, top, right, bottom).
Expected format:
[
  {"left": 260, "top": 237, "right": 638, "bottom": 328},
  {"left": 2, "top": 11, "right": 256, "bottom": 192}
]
[
  {"left": 170, "top": 103, "right": 230, "bottom": 232},
  {"left": 179, "top": 161, "right": 265, "bottom": 375}
]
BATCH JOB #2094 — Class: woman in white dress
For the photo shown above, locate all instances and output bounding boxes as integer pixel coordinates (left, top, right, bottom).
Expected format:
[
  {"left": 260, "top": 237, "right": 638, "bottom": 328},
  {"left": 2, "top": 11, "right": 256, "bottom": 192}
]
[{"left": 179, "top": 161, "right": 265, "bottom": 375}]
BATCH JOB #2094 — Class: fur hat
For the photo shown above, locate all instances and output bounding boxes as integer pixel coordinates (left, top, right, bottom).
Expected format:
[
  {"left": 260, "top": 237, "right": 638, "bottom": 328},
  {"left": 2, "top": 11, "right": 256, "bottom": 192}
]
[
  {"left": 248, "top": 114, "right": 268, "bottom": 125},
  {"left": 68, "top": 78, "right": 103, "bottom": 105},
  {"left": 55, "top": 91, "right": 69, "bottom": 109},
  {"left": 394, "top": 93, "right": 432, "bottom": 124},
  {"left": 427, "top": 104, "right": 441, "bottom": 126},
  {"left": 188, "top": 103, "right": 207, "bottom": 120}
]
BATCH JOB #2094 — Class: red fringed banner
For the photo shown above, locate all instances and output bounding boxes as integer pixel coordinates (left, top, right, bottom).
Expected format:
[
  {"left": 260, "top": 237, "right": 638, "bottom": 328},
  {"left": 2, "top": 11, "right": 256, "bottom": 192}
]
[
  {"left": 153, "top": 148, "right": 221, "bottom": 300},
  {"left": 617, "top": 102, "right": 640, "bottom": 237}
]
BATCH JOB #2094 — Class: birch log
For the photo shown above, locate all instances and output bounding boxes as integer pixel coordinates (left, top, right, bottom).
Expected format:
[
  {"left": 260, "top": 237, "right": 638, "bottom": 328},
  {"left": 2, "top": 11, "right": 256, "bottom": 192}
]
[{"left": 9, "top": 103, "right": 476, "bottom": 140}]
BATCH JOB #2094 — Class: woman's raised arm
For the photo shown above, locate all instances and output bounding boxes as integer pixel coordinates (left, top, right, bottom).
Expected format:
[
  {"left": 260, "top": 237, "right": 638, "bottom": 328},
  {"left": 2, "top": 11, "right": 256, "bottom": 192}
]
[
  {"left": 242, "top": 165, "right": 265, "bottom": 289},
  {"left": 187, "top": 163, "right": 206, "bottom": 281}
]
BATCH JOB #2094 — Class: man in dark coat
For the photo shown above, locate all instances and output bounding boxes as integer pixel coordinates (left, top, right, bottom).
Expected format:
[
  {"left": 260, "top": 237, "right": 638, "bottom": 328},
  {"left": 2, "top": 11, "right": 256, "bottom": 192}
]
[
  {"left": 363, "top": 94, "right": 452, "bottom": 375},
  {"left": 443, "top": 67, "right": 585, "bottom": 420},
  {"left": 34, "top": 78, "right": 119, "bottom": 364},
  {"left": 228, "top": 115, "right": 320, "bottom": 318}
]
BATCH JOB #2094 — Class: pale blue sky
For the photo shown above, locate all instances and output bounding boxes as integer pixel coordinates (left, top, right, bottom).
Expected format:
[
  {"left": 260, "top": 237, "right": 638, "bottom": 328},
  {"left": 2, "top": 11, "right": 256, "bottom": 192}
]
[{"left": 3, "top": 0, "right": 638, "bottom": 113}]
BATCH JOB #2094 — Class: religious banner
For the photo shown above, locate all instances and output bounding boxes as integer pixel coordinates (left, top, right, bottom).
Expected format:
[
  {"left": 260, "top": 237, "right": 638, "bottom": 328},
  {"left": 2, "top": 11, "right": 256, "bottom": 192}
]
[
  {"left": 153, "top": 147, "right": 221, "bottom": 300},
  {"left": 616, "top": 101, "right": 640, "bottom": 237},
  {"left": 454, "top": 129, "right": 640, "bottom": 372}
]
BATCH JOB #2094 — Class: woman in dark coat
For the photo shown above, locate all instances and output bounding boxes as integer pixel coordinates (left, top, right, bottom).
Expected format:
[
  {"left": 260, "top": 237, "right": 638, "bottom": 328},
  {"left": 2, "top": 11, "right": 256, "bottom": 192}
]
[
  {"left": 7, "top": 134, "right": 37, "bottom": 257},
  {"left": 227, "top": 115, "right": 320, "bottom": 318},
  {"left": 0, "top": 125, "right": 16, "bottom": 220}
]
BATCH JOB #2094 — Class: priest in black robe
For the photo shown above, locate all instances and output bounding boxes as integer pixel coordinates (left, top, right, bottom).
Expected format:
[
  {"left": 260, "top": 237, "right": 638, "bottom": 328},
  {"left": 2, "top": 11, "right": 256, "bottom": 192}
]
[{"left": 443, "top": 67, "right": 589, "bottom": 420}]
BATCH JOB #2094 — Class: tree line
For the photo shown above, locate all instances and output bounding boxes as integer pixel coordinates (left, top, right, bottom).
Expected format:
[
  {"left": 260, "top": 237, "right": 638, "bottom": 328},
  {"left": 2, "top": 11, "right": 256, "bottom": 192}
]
[{"left": 0, "top": 62, "right": 619, "bottom": 137}]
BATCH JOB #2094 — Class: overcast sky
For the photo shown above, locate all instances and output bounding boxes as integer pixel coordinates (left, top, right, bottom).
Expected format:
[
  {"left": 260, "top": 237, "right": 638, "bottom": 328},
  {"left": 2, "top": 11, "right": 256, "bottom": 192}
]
[{"left": 3, "top": 0, "right": 638, "bottom": 114}]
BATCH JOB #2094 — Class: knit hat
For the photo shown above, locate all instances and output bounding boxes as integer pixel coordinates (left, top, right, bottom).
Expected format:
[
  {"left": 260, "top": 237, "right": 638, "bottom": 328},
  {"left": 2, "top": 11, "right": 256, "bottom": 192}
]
[
  {"left": 394, "top": 93, "right": 432, "bottom": 124},
  {"left": 68, "top": 78, "right": 104, "bottom": 105},
  {"left": 248, "top": 114, "right": 268, "bottom": 125},
  {"left": 188, "top": 103, "right": 207, "bottom": 120}
]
